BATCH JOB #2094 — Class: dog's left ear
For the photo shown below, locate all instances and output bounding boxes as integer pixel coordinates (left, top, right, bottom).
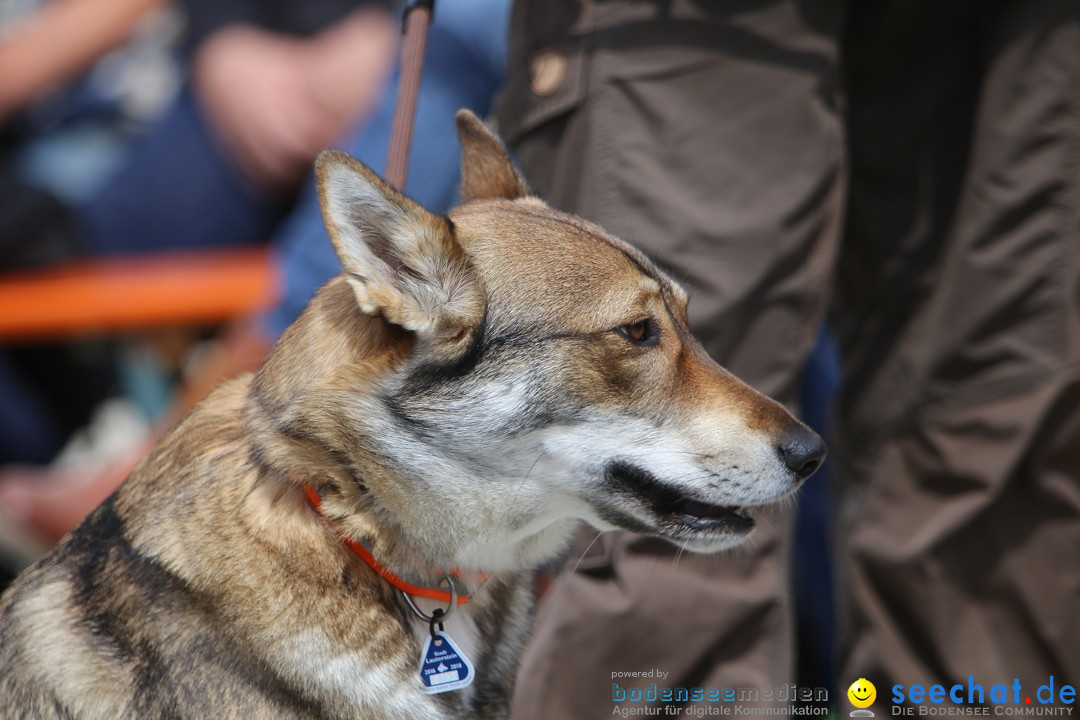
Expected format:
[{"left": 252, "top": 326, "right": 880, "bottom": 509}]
[
  {"left": 316, "top": 151, "right": 484, "bottom": 358},
  {"left": 456, "top": 109, "right": 529, "bottom": 202}
]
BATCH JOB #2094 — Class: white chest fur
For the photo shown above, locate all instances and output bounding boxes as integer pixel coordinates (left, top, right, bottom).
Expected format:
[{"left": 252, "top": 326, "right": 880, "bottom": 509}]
[{"left": 272, "top": 625, "right": 454, "bottom": 719}]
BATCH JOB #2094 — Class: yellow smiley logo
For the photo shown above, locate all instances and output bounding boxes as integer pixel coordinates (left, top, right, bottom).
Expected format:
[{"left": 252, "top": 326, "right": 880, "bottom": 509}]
[{"left": 848, "top": 679, "right": 877, "bottom": 709}]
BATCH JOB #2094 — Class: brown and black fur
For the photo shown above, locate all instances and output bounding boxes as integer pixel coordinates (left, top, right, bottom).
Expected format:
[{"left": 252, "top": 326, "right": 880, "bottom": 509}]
[{"left": 0, "top": 112, "right": 823, "bottom": 719}]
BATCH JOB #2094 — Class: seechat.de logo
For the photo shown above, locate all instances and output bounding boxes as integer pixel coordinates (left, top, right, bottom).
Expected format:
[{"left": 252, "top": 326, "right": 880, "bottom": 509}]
[{"left": 891, "top": 676, "right": 1076, "bottom": 716}]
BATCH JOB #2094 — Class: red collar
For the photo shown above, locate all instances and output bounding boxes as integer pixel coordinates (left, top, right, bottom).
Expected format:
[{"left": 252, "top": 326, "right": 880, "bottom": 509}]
[{"left": 300, "top": 484, "right": 473, "bottom": 605}]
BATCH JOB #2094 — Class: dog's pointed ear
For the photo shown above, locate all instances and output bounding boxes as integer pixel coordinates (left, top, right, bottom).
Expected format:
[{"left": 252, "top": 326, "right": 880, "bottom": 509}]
[
  {"left": 316, "top": 150, "right": 484, "bottom": 356},
  {"left": 456, "top": 109, "right": 529, "bottom": 202}
]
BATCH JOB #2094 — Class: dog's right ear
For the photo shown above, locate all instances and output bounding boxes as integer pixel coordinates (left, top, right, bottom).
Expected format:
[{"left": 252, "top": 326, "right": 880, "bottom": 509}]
[
  {"left": 456, "top": 109, "right": 529, "bottom": 202},
  {"left": 315, "top": 151, "right": 484, "bottom": 358}
]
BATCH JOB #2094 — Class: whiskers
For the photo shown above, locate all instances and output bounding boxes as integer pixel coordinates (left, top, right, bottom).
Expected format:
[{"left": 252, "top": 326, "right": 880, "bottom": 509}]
[
  {"left": 509, "top": 449, "right": 546, "bottom": 508},
  {"left": 538, "top": 529, "right": 607, "bottom": 625},
  {"left": 671, "top": 544, "right": 687, "bottom": 569},
  {"left": 568, "top": 529, "right": 605, "bottom": 577}
]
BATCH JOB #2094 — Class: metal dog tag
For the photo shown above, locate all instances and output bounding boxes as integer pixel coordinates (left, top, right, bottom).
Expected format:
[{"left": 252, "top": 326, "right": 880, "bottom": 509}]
[{"left": 418, "top": 630, "right": 475, "bottom": 694}]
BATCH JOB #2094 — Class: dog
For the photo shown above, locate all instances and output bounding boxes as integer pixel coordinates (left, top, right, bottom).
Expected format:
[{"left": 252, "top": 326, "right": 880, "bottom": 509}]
[{"left": 0, "top": 111, "right": 824, "bottom": 719}]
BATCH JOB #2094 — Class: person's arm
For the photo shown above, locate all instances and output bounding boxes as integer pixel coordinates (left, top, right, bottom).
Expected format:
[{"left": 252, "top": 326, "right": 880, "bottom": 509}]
[
  {"left": 0, "top": 0, "right": 161, "bottom": 118},
  {"left": 192, "top": 7, "right": 396, "bottom": 191}
]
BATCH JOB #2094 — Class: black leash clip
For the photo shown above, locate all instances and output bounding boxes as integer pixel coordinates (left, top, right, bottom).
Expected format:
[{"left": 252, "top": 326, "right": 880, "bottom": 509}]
[
  {"left": 401, "top": 0, "right": 435, "bottom": 31},
  {"left": 429, "top": 607, "right": 446, "bottom": 642}
]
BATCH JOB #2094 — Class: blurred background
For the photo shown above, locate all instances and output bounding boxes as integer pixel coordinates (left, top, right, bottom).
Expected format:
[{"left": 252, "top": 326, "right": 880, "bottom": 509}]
[
  {"left": 1, "top": 0, "right": 1077, "bottom": 716},
  {"left": 0, "top": 0, "right": 398, "bottom": 556}
]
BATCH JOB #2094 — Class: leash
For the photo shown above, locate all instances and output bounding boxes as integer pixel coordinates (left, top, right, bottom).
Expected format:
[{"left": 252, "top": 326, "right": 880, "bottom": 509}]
[
  {"left": 306, "top": 0, "right": 459, "bottom": 608},
  {"left": 385, "top": 0, "right": 435, "bottom": 191},
  {"left": 326, "top": 2, "right": 481, "bottom": 694}
]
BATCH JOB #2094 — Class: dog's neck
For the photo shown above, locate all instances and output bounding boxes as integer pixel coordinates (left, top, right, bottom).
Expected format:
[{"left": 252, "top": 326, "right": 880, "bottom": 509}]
[
  {"left": 297, "top": 480, "right": 489, "bottom": 604},
  {"left": 286, "top": 458, "right": 578, "bottom": 588},
  {"left": 246, "top": 282, "right": 581, "bottom": 586}
]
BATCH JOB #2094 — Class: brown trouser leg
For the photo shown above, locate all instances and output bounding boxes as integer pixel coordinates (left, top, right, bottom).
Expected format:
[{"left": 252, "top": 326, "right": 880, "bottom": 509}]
[
  {"left": 836, "top": 0, "right": 1080, "bottom": 697},
  {"left": 497, "top": 2, "right": 845, "bottom": 716}
]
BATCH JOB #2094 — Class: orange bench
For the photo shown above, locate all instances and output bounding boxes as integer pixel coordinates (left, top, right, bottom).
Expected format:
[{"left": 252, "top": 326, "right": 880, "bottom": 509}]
[{"left": 0, "top": 248, "right": 278, "bottom": 341}]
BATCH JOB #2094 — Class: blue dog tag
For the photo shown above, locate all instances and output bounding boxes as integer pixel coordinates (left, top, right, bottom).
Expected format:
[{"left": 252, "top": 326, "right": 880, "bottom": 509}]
[{"left": 418, "top": 630, "right": 475, "bottom": 694}]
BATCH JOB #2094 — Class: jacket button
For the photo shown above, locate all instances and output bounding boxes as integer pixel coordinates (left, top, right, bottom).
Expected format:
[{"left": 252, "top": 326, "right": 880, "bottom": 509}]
[{"left": 530, "top": 50, "right": 567, "bottom": 96}]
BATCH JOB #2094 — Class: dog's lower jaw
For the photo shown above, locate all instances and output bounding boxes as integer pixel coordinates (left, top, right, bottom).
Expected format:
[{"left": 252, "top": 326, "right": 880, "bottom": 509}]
[
  {"left": 572, "top": 459, "right": 805, "bottom": 554},
  {"left": 448, "top": 516, "right": 583, "bottom": 574}
]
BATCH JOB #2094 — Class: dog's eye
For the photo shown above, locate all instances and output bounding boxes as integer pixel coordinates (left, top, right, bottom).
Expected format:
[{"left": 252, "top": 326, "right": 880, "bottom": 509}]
[{"left": 617, "top": 318, "right": 659, "bottom": 346}]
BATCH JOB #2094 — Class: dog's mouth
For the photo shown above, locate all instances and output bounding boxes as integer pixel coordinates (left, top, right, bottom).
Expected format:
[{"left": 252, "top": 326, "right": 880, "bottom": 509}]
[
  {"left": 600, "top": 461, "right": 754, "bottom": 539},
  {"left": 669, "top": 497, "right": 752, "bottom": 532}
]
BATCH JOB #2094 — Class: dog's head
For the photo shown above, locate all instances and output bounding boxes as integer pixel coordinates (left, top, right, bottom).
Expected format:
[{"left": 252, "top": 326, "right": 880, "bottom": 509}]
[{"left": 255, "top": 111, "right": 823, "bottom": 569}]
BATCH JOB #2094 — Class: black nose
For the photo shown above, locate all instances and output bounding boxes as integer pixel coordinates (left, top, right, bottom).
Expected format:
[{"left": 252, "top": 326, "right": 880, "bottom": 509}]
[{"left": 777, "top": 426, "right": 826, "bottom": 481}]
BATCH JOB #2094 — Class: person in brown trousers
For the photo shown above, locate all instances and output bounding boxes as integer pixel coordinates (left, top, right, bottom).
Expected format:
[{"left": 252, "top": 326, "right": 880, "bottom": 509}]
[{"left": 497, "top": 1, "right": 1080, "bottom": 717}]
